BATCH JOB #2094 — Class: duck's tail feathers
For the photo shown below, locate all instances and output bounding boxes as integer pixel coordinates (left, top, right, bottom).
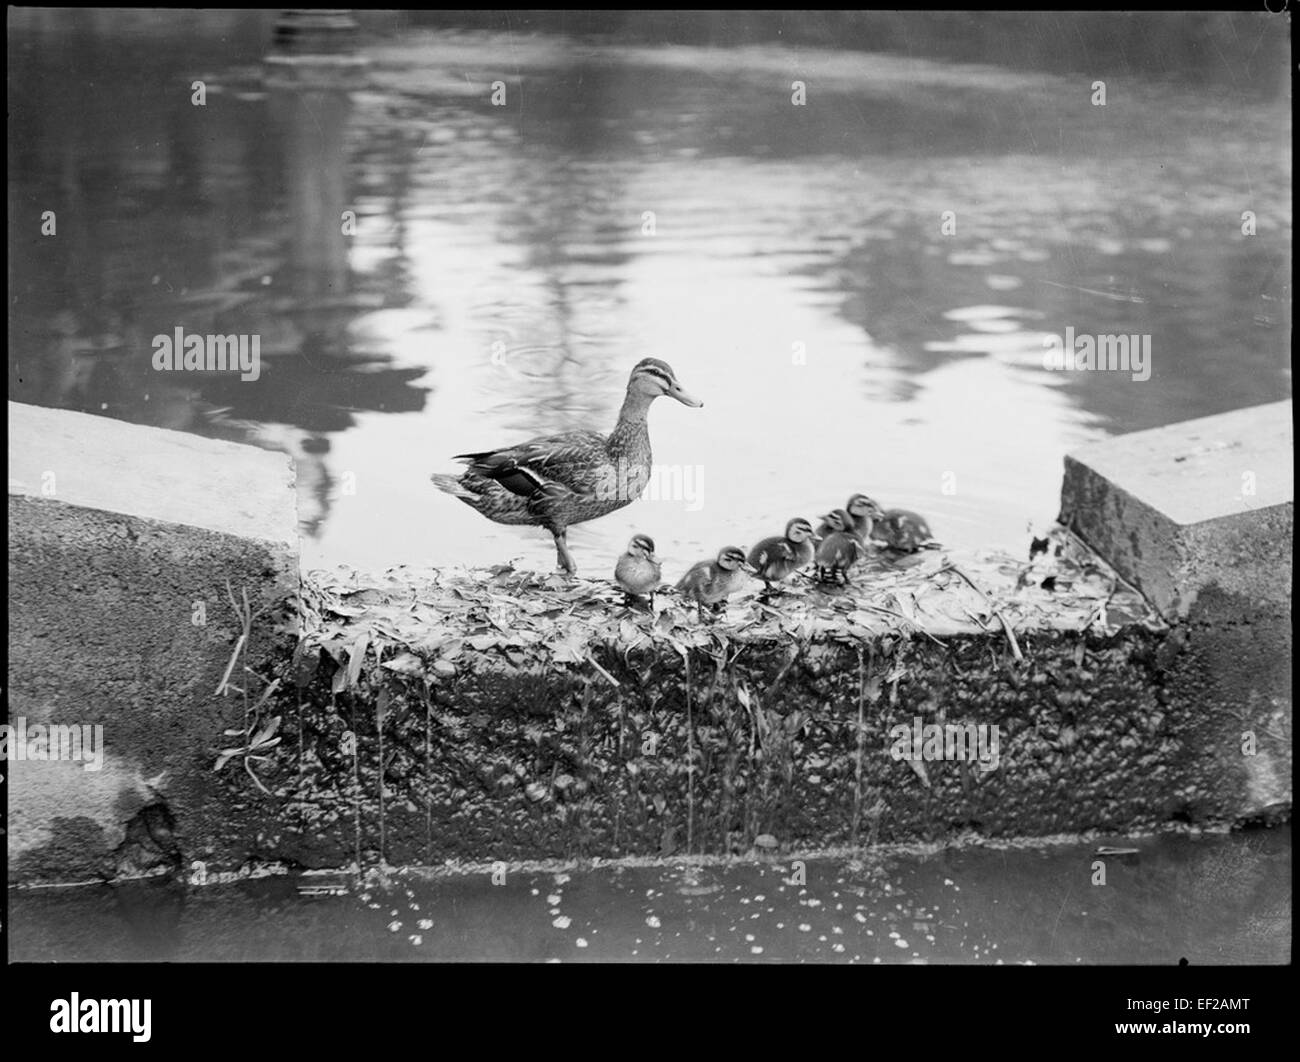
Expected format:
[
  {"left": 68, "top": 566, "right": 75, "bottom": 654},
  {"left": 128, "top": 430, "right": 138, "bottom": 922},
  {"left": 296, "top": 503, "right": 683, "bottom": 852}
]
[{"left": 430, "top": 472, "right": 476, "bottom": 501}]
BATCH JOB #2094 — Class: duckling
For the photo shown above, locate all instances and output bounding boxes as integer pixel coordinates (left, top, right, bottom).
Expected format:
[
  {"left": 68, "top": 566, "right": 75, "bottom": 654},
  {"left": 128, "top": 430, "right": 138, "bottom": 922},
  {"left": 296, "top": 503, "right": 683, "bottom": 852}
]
[
  {"left": 817, "top": 493, "right": 884, "bottom": 540},
  {"left": 614, "top": 533, "right": 662, "bottom": 603},
  {"left": 748, "top": 517, "right": 819, "bottom": 594},
  {"left": 676, "top": 546, "right": 754, "bottom": 616},
  {"left": 431, "top": 359, "right": 702, "bottom": 574},
  {"left": 870, "top": 507, "right": 939, "bottom": 553},
  {"left": 814, "top": 508, "right": 865, "bottom": 583}
]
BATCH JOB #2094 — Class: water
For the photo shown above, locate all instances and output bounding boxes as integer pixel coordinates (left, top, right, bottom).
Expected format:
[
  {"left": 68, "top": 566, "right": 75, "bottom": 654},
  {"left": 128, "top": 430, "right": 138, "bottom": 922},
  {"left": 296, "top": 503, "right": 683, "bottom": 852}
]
[
  {"left": 9, "top": 829, "right": 1289, "bottom": 963},
  {"left": 8, "top": 13, "right": 1291, "bottom": 578}
]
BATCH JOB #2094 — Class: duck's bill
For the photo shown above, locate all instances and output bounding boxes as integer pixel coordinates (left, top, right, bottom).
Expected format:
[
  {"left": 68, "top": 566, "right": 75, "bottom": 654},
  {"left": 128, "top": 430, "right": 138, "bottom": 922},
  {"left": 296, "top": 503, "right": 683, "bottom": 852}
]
[
  {"left": 741, "top": 562, "right": 759, "bottom": 575},
  {"left": 669, "top": 383, "right": 703, "bottom": 408}
]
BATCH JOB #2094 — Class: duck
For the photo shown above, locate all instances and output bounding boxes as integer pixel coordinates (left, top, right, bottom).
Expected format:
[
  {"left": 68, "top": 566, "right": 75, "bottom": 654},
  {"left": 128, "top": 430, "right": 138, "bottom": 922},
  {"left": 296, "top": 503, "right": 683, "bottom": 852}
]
[
  {"left": 747, "top": 517, "right": 819, "bottom": 593},
  {"left": 816, "top": 493, "right": 884, "bottom": 541},
  {"left": 870, "top": 507, "right": 939, "bottom": 553},
  {"left": 814, "top": 508, "right": 865, "bottom": 583},
  {"left": 430, "top": 359, "right": 702, "bottom": 574},
  {"left": 676, "top": 546, "right": 754, "bottom": 615},
  {"left": 614, "top": 533, "right": 662, "bottom": 602}
]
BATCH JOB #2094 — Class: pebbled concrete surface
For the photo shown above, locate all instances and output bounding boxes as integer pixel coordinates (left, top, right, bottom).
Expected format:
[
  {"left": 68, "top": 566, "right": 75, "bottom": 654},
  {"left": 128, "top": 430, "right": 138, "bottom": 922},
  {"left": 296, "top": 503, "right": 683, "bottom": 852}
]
[
  {"left": 247, "top": 623, "right": 1287, "bottom": 872},
  {"left": 1059, "top": 400, "right": 1292, "bottom": 619},
  {"left": 7, "top": 401, "right": 297, "bottom": 547},
  {"left": 7, "top": 402, "right": 298, "bottom": 884},
  {"left": 1058, "top": 401, "right": 1291, "bottom": 841}
]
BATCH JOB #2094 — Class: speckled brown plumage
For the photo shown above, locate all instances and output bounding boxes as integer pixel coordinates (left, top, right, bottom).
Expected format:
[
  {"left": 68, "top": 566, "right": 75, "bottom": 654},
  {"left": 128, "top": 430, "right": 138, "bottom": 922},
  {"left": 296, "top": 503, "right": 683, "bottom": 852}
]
[
  {"left": 615, "top": 533, "right": 662, "bottom": 598},
  {"left": 431, "top": 359, "right": 701, "bottom": 573},
  {"left": 870, "top": 508, "right": 937, "bottom": 552},
  {"left": 748, "top": 517, "right": 818, "bottom": 590},
  {"left": 815, "top": 509, "right": 865, "bottom": 583},
  {"left": 817, "top": 493, "right": 883, "bottom": 541},
  {"left": 676, "top": 546, "right": 752, "bottom": 614}
]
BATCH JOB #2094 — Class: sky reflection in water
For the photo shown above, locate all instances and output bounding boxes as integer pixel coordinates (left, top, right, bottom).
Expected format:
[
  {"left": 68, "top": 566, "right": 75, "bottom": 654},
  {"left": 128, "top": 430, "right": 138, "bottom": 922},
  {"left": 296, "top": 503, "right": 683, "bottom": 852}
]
[{"left": 8, "top": 16, "right": 1291, "bottom": 575}]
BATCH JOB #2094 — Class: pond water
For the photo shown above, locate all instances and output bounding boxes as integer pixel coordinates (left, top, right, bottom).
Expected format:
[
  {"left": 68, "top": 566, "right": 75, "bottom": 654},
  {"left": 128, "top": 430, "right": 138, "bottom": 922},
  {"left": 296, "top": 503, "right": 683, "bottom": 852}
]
[
  {"left": 8, "top": 12, "right": 1290, "bottom": 577},
  {"left": 9, "top": 828, "right": 1290, "bottom": 963}
]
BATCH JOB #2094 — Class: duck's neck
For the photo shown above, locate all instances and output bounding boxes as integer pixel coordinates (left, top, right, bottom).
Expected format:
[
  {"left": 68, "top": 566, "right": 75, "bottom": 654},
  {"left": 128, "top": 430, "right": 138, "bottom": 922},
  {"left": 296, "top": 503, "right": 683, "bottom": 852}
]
[
  {"left": 609, "top": 389, "right": 654, "bottom": 453},
  {"left": 616, "top": 388, "right": 654, "bottom": 424}
]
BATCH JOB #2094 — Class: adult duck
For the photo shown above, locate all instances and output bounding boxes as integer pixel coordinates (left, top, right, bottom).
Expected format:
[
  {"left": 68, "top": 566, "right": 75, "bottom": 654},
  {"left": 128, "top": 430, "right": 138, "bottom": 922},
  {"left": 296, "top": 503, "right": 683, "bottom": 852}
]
[{"left": 431, "top": 359, "right": 702, "bottom": 573}]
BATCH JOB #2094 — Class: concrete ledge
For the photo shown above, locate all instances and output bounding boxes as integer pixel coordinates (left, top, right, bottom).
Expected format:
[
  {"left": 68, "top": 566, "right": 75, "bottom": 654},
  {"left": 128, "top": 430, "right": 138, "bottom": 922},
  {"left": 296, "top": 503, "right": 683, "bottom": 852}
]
[
  {"left": 7, "top": 403, "right": 299, "bottom": 882},
  {"left": 1059, "top": 401, "right": 1293, "bottom": 619},
  {"left": 8, "top": 402, "right": 297, "bottom": 547},
  {"left": 6, "top": 402, "right": 1290, "bottom": 883},
  {"left": 1057, "top": 401, "right": 1292, "bottom": 832},
  {"left": 208, "top": 538, "right": 1282, "bottom": 872}
]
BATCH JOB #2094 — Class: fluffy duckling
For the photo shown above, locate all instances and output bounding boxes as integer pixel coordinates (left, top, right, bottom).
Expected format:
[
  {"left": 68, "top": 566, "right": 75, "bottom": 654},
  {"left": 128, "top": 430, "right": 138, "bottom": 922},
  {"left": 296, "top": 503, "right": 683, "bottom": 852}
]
[
  {"left": 817, "top": 493, "right": 884, "bottom": 540},
  {"left": 814, "top": 508, "right": 865, "bottom": 583},
  {"left": 748, "top": 517, "right": 819, "bottom": 593},
  {"left": 614, "top": 533, "right": 662, "bottom": 602},
  {"left": 676, "top": 546, "right": 754, "bottom": 615},
  {"left": 870, "top": 507, "right": 939, "bottom": 553}
]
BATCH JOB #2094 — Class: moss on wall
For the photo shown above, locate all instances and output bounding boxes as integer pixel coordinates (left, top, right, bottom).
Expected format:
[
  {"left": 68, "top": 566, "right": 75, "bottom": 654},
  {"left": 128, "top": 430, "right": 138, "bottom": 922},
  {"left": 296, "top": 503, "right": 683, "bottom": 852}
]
[{"left": 219, "top": 543, "right": 1286, "bottom": 870}]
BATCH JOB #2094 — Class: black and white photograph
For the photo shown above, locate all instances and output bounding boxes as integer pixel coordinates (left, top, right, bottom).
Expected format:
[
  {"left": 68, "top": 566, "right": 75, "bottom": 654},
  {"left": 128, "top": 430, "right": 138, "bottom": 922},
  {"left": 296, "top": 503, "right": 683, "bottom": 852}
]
[{"left": 5, "top": 4, "right": 1292, "bottom": 1025}]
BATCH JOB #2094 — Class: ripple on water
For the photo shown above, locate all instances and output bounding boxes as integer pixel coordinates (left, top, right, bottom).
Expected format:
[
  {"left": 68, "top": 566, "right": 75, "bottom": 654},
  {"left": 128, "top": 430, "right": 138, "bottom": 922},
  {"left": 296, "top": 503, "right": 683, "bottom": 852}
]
[
  {"left": 986, "top": 274, "right": 1024, "bottom": 291},
  {"left": 942, "top": 304, "right": 1042, "bottom": 323}
]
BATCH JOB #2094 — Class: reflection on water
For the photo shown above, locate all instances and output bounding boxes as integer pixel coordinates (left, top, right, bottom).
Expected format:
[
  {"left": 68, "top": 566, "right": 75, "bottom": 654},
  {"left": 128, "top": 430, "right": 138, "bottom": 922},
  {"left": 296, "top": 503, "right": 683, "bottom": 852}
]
[{"left": 8, "top": 12, "right": 1290, "bottom": 574}]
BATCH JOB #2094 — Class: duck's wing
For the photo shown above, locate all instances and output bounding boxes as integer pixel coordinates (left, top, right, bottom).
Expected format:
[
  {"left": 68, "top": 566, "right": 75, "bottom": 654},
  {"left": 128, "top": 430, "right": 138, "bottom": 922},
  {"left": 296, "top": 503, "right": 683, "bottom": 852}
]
[
  {"left": 871, "top": 513, "right": 906, "bottom": 543},
  {"left": 675, "top": 560, "right": 710, "bottom": 591},
  {"left": 817, "top": 534, "right": 856, "bottom": 566},
  {"left": 749, "top": 537, "right": 793, "bottom": 569},
  {"left": 454, "top": 430, "right": 608, "bottom": 497}
]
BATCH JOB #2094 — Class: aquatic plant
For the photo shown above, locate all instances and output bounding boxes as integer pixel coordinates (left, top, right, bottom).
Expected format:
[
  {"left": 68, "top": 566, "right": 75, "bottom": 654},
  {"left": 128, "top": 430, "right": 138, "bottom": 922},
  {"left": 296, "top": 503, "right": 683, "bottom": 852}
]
[{"left": 212, "top": 580, "right": 283, "bottom": 795}]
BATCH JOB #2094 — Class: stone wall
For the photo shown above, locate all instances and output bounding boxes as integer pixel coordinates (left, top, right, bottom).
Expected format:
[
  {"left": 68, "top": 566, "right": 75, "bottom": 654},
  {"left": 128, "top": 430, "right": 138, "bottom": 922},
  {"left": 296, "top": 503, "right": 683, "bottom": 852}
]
[{"left": 7, "top": 402, "right": 298, "bottom": 882}]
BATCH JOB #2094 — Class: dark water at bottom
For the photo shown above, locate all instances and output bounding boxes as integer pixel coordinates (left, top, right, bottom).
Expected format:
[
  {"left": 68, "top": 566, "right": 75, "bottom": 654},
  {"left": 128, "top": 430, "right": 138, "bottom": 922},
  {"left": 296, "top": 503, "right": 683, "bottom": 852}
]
[{"left": 9, "top": 828, "right": 1288, "bottom": 964}]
